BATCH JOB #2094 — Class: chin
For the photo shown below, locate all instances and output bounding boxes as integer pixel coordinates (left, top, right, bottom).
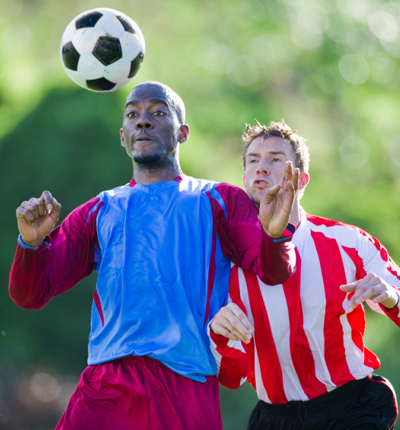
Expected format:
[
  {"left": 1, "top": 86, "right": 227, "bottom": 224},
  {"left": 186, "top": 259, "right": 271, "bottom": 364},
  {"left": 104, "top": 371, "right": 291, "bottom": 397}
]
[
  {"left": 133, "top": 153, "right": 165, "bottom": 167},
  {"left": 252, "top": 191, "right": 265, "bottom": 207}
]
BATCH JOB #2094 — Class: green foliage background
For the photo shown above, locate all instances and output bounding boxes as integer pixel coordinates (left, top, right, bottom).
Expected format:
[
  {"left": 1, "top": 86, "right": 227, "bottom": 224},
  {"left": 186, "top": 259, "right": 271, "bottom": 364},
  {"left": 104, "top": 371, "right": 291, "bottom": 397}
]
[{"left": 1, "top": 0, "right": 400, "bottom": 428}]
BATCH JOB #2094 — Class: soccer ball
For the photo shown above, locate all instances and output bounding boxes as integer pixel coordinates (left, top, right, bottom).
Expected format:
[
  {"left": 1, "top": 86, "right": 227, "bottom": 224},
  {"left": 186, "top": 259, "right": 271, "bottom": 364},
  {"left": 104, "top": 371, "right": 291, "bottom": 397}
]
[{"left": 60, "top": 8, "right": 145, "bottom": 92}]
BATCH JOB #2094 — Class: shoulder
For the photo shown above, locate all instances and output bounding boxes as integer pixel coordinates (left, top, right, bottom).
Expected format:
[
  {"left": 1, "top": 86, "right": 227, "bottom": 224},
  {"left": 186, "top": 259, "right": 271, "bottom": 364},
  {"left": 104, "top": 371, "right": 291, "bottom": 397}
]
[
  {"left": 207, "top": 183, "right": 257, "bottom": 219},
  {"left": 179, "top": 175, "right": 219, "bottom": 192},
  {"left": 304, "top": 212, "right": 380, "bottom": 248},
  {"left": 213, "top": 182, "right": 248, "bottom": 201},
  {"left": 96, "top": 183, "right": 133, "bottom": 202},
  {"left": 60, "top": 196, "right": 103, "bottom": 233},
  {"left": 66, "top": 183, "right": 131, "bottom": 226},
  {"left": 305, "top": 213, "right": 366, "bottom": 235},
  {"left": 305, "top": 213, "right": 355, "bottom": 229}
]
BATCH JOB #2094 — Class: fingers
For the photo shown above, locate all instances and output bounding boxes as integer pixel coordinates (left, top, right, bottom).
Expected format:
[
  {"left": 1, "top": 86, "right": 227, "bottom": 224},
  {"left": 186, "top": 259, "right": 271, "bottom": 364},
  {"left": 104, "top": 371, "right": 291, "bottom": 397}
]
[
  {"left": 371, "top": 290, "right": 392, "bottom": 303},
  {"left": 17, "top": 192, "right": 55, "bottom": 223},
  {"left": 16, "top": 206, "right": 37, "bottom": 225},
  {"left": 341, "top": 273, "right": 394, "bottom": 308},
  {"left": 41, "top": 190, "right": 54, "bottom": 212},
  {"left": 285, "top": 180, "right": 295, "bottom": 201},
  {"left": 279, "top": 161, "right": 293, "bottom": 190},
  {"left": 210, "top": 303, "right": 254, "bottom": 344},
  {"left": 16, "top": 192, "right": 61, "bottom": 246},
  {"left": 22, "top": 198, "right": 47, "bottom": 219},
  {"left": 293, "top": 168, "right": 300, "bottom": 193},
  {"left": 50, "top": 197, "right": 62, "bottom": 221},
  {"left": 15, "top": 191, "right": 61, "bottom": 249},
  {"left": 339, "top": 282, "right": 358, "bottom": 293},
  {"left": 341, "top": 278, "right": 373, "bottom": 308},
  {"left": 349, "top": 282, "right": 378, "bottom": 307},
  {"left": 261, "top": 185, "right": 280, "bottom": 204}
]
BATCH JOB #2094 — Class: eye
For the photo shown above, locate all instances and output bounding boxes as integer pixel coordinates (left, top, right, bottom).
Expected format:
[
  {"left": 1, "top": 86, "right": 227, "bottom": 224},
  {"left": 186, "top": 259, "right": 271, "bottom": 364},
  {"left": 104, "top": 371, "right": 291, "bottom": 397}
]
[
  {"left": 154, "top": 110, "right": 166, "bottom": 116},
  {"left": 127, "top": 111, "right": 138, "bottom": 118},
  {"left": 272, "top": 157, "right": 282, "bottom": 162}
]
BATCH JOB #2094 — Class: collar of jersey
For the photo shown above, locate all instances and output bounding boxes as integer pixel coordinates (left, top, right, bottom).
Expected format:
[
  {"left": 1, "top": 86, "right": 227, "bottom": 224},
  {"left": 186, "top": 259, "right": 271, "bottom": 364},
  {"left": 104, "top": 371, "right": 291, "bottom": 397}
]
[{"left": 129, "top": 174, "right": 186, "bottom": 187}]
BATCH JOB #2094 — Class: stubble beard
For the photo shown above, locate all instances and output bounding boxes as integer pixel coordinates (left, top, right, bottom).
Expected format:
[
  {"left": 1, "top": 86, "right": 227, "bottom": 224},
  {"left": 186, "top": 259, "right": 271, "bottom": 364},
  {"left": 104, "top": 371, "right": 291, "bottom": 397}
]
[
  {"left": 131, "top": 136, "right": 178, "bottom": 170},
  {"left": 133, "top": 153, "right": 164, "bottom": 167}
]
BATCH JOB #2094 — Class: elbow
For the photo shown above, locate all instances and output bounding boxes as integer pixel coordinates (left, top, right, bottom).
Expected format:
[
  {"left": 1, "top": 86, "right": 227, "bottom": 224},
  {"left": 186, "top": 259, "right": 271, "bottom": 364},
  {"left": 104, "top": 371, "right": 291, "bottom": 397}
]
[
  {"left": 261, "top": 244, "right": 297, "bottom": 286},
  {"left": 218, "top": 377, "right": 241, "bottom": 390},
  {"left": 268, "top": 262, "right": 295, "bottom": 285},
  {"left": 9, "top": 285, "right": 46, "bottom": 310},
  {"left": 218, "top": 369, "right": 243, "bottom": 390}
]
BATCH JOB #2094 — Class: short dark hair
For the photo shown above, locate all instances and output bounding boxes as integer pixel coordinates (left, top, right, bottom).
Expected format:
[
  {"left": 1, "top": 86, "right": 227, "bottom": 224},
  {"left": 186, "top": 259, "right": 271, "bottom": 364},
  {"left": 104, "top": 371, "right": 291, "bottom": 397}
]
[
  {"left": 129, "top": 81, "right": 186, "bottom": 124},
  {"left": 242, "top": 120, "right": 309, "bottom": 173}
]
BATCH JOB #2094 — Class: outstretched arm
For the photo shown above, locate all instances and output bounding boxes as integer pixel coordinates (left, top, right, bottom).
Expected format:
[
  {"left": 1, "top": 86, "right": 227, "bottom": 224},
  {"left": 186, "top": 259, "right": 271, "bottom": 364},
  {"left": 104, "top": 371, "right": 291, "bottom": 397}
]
[{"left": 259, "top": 161, "right": 300, "bottom": 237}]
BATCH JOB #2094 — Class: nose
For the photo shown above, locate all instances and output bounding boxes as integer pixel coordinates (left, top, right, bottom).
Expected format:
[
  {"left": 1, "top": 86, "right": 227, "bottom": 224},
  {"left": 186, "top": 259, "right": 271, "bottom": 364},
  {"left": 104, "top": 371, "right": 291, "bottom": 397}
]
[
  {"left": 136, "top": 112, "right": 153, "bottom": 129},
  {"left": 256, "top": 159, "right": 270, "bottom": 175}
]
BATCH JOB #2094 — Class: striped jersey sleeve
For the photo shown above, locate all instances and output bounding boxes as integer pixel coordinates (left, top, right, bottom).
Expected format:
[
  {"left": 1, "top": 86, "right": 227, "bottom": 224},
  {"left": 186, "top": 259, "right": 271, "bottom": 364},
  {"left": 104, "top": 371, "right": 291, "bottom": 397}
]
[
  {"left": 308, "top": 215, "right": 400, "bottom": 324},
  {"left": 208, "top": 266, "right": 250, "bottom": 389},
  {"left": 9, "top": 197, "right": 103, "bottom": 309}
]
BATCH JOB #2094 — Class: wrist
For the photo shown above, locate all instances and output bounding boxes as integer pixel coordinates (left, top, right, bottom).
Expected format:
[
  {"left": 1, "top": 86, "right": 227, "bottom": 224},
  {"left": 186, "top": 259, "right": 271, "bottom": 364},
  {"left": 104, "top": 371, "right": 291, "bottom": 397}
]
[
  {"left": 210, "top": 320, "right": 216, "bottom": 334},
  {"left": 263, "top": 223, "right": 295, "bottom": 240},
  {"left": 262, "top": 226, "right": 282, "bottom": 238},
  {"left": 19, "top": 235, "right": 44, "bottom": 249},
  {"left": 381, "top": 292, "right": 399, "bottom": 310}
]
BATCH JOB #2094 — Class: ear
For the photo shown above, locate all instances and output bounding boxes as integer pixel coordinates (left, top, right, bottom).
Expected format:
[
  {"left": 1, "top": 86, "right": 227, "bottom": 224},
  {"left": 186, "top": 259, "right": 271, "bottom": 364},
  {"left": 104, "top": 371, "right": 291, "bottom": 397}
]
[
  {"left": 178, "top": 124, "right": 190, "bottom": 144},
  {"left": 120, "top": 128, "right": 126, "bottom": 147},
  {"left": 299, "top": 172, "right": 310, "bottom": 190},
  {"left": 242, "top": 174, "right": 246, "bottom": 188}
]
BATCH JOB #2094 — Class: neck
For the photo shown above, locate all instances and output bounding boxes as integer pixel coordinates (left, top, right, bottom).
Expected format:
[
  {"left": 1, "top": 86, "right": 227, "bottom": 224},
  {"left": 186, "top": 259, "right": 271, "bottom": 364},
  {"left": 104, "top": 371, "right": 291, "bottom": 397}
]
[
  {"left": 132, "top": 159, "right": 182, "bottom": 185},
  {"left": 289, "top": 197, "right": 301, "bottom": 228}
]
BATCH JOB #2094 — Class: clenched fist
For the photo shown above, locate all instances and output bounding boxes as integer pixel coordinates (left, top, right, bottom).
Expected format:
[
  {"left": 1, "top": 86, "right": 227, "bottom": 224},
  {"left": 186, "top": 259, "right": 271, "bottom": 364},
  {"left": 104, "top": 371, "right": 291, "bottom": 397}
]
[{"left": 16, "top": 190, "right": 61, "bottom": 247}]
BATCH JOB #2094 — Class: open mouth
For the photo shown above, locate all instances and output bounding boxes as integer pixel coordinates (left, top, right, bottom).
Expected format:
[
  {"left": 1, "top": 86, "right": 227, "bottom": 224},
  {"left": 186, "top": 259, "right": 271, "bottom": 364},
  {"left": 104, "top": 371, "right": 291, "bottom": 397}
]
[{"left": 254, "top": 179, "right": 269, "bottom": 186}]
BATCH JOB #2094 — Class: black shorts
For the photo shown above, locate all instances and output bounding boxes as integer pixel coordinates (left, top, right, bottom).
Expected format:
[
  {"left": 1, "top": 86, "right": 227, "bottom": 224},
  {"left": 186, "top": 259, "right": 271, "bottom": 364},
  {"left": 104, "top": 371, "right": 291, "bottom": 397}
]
[{"left": 247, "top": 374, "right": 398, "bottom": 430}]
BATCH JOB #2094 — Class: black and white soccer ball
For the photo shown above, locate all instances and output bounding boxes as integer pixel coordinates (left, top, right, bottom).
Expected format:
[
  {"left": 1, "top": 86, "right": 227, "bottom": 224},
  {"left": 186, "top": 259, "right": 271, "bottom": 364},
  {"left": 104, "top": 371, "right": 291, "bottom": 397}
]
[{"left": 60, "top": 8, "right": 145, "bottom": 92}]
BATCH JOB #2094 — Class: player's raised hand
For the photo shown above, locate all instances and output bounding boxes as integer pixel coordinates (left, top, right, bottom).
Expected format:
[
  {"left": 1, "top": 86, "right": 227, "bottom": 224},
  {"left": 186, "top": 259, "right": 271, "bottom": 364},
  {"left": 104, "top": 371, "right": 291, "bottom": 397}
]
[
  {"left": 259, "top": 161, "right": 300, "bottom": 238},
  {"left": 16, "top": 191, "right": 62, "bottom": 247},
  {"left": 340, "top": 272, "right": 400, "bottom": 309},
  {"left": 210, "top": 303, "right": 254, "bottom": 344}
]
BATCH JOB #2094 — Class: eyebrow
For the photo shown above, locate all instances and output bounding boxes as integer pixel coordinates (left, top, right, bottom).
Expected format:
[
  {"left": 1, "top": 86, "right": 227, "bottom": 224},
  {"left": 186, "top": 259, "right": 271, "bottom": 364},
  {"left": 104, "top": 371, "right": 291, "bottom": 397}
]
[
  {"left": 125, "top": 98, "right": 169, "bottom": 109},
  {"left": 247, "top": 151, "right": 287, "bottom": 157}
]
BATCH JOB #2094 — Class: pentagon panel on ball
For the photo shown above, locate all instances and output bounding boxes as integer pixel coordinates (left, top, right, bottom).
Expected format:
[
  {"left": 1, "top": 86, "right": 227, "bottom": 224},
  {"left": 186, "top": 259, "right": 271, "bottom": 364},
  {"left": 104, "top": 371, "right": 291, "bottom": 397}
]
[{"left": 60, "top": 8, "right": 145, "bottom": 92}]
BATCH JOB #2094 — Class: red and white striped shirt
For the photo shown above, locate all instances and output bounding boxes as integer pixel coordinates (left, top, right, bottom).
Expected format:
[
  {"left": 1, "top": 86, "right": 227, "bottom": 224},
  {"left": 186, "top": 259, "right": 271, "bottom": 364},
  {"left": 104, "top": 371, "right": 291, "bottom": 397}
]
[{"left": 209, "top": 209, "right": 400, "bottom": 404}]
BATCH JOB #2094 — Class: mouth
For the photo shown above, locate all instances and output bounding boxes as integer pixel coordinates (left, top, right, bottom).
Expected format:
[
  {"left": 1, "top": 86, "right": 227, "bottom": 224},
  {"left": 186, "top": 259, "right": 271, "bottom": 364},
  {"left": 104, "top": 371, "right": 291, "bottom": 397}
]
[
  {"left": 134, "top": 132, "right": 156, "bottom": 143},
  {"left": 253, "top": 179, "right": 270, "bottom": 188},
  {"left": 135, "top": 137, "right": 153, "bottom": 142}
]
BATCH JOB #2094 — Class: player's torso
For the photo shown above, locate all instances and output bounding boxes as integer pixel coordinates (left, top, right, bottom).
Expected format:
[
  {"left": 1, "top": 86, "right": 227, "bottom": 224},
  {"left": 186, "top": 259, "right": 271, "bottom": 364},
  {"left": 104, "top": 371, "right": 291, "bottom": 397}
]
[
  {"left": 235, "top": 212, "right": 376, "bottom": 402},
  {"left": 87, "top": 177, "right": 230, "bottom": 379},
  {"left": 96, "top": 179, "right": 214, "bottom": 285}
]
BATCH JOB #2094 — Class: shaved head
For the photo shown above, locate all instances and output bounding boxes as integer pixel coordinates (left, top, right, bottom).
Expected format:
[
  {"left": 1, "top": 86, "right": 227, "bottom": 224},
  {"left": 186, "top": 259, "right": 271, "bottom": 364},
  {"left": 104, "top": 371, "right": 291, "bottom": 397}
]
[{"left": 126, "top": 81, "right": 186, "bottom": 124}]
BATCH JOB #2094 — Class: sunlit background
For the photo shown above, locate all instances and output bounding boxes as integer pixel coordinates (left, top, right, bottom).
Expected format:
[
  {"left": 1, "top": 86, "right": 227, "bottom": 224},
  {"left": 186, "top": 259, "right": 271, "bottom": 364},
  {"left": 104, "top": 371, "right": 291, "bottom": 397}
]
[{"left": 1, "top": 0, "right": 400, "bottom": 428}]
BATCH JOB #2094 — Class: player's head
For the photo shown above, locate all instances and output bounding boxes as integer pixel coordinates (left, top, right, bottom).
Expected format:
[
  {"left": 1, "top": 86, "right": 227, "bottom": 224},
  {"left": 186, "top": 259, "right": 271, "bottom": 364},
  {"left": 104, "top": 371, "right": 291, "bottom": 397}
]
[
  {"left": 120, "top": 82, "right": 189, "bottom": 168},
  {"left": 242, "top": 120, "right": 310, "bottom": 206}
]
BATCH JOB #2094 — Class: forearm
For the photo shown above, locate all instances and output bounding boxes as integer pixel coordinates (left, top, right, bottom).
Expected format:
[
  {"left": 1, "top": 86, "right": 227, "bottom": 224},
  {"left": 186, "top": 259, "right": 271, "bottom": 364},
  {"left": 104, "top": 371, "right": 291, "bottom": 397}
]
[
  {"left": 208, "top": 324, "right": 248, "bottom": 389},
  {"left": 243, "top": 226, "right": 296, "bottom": 285},
  {"left": 9, "top": 198, "right": 100, "bottom": 309},
  {"left": 378, "top": 287, "right": 400, "bottom": 326},
  {"left": 212, "top": 184, "right": 296, "bottom": 286},
  {"left": 9, "top": 242, "right": 53, "bottom": 309}
]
